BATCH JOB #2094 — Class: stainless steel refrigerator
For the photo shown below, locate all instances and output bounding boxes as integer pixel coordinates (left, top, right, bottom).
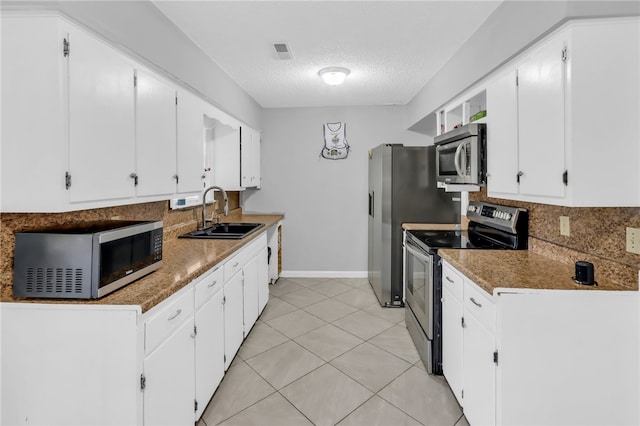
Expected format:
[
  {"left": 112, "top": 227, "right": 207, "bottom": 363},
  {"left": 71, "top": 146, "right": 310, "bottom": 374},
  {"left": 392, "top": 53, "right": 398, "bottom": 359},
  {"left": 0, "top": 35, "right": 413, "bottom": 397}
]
[{"left": 367, "top": 144, "right": 459, "bottom": 306}]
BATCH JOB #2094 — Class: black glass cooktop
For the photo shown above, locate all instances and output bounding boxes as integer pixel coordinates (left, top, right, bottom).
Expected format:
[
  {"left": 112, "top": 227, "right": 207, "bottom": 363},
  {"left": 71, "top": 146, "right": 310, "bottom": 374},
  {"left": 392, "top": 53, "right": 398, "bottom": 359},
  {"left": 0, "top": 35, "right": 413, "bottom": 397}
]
[
  {"left": 408, "top": 230, "right": 472, "bottom": 249},
  {"left": 408, "top": 229, "right": 510, "bottom": 251}
]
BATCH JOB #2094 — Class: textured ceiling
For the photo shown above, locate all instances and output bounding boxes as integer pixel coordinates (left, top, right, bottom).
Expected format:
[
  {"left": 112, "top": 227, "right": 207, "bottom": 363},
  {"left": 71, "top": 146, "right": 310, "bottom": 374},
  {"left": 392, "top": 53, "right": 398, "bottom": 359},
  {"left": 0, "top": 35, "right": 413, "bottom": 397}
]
[{"left": 154, "top": 1, "right": 502, "bottom": 108}]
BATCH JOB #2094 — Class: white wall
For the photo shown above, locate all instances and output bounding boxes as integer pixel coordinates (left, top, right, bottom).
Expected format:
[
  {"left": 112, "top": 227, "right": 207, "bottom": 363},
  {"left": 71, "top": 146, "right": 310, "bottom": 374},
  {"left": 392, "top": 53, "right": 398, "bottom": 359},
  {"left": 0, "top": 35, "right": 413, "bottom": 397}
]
[{"left": 242, "top": 106, "right": 426, "bottom": 276}]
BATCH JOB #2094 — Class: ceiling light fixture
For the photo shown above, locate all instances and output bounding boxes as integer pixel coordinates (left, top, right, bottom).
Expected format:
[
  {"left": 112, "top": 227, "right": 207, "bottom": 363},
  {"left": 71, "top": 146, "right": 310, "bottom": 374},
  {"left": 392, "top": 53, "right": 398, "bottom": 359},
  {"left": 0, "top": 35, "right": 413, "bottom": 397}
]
[{"left": 318, "top": 67, "right": 350, "bottom": 86}]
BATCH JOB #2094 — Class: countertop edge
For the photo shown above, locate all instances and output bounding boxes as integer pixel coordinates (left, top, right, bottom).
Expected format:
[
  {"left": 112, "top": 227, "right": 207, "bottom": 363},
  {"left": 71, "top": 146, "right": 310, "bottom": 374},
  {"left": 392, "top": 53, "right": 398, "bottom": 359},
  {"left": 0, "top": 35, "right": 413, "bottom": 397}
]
[{"left": 1, "top": 214, "right": 285, "bottom": 313}]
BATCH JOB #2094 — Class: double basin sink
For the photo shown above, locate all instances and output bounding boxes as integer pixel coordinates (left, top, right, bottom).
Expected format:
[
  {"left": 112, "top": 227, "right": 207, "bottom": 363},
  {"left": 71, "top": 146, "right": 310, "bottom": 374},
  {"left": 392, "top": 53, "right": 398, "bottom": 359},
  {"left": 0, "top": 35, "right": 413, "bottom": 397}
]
[{"left": 179, "top": 222, "right": 265, "bottom": 240}]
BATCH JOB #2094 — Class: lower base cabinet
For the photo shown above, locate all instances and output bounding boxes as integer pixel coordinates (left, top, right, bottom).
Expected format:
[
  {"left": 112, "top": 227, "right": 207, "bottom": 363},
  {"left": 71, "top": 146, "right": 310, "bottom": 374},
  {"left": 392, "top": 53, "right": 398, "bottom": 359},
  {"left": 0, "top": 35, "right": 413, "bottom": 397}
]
[
  {"left": 441, "top": 259, "right": 639, "bottom": 426},
  {"left": 143, "top": 317, "right": 196, "bottom": 426},
  {"left": 1, "top": 230, "right": 271, "bottom": 426}
]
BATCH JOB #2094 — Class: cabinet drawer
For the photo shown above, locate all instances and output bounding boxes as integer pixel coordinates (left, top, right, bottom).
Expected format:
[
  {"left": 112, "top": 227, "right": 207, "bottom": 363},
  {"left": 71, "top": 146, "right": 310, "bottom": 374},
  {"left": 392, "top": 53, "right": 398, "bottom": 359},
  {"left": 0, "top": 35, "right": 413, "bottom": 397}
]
[
  {"left": 195, "top": 266, "right": 223, "bottom": 309},
  {"left": 224, "top": 252, "right": 244, "bottom": 282},
  {"left": 145, "top": 287, "right": 194, "bottom": 355},
  {"left": 464, "top": 281, "right": 495, "bottom": 333},
  {"left": 442, "top": 262, "right": 464, "bottom": 302}
]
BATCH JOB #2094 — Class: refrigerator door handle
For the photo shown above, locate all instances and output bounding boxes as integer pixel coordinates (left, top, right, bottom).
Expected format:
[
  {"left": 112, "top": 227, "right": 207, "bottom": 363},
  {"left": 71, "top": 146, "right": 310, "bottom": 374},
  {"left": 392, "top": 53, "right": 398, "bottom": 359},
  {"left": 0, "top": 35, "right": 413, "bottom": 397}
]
[{"left": 368, "top": 192, "right": 374, "bottom": 217}]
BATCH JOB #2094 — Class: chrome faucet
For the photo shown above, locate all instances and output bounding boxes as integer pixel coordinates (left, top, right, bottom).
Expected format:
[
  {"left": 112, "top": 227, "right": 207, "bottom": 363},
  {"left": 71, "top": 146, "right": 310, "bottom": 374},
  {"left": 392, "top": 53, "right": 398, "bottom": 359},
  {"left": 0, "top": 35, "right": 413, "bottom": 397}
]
[{"left": 202, "top": 186, "right": 229, "bottom": 228}]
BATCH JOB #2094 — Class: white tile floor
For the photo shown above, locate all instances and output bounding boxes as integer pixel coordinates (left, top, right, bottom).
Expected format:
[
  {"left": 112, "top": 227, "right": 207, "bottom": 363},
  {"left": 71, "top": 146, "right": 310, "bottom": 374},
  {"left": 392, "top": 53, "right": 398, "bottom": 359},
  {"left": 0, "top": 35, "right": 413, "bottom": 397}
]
[{"left": 199, "top": 277, "right": 469, "bottom": 426}]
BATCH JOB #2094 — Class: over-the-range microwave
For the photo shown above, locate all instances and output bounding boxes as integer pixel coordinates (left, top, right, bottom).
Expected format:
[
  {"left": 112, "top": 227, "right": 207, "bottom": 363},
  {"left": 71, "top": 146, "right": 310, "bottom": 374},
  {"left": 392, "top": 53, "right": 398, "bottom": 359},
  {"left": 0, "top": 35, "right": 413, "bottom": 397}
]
[
  {"left": 13, "top": 220, "right": 163, "bottom": 299},
  {"left": 434, "top": 123, "right": 487, "bottom": 185}
]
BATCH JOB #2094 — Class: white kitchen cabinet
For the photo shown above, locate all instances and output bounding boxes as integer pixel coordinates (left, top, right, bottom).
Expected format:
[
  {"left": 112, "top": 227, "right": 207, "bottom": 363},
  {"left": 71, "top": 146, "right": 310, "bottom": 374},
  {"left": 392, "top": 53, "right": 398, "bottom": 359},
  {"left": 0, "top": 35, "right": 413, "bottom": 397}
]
[
  {"left": 212, "top": 125, "right": 242, "bottom": 190},
  {"left": 194, "top": 267, "right": 225, "bottom": 420},
  {"left": 243, "top": 254, "right": 260, "bottom": 333},
  {"left": 143, "top": 317, "right": 195, "bottom": 426},
  {"left": 462, "top": 281, "right": 496, "bottom": 426},
  {"left": 485, "top": 69, "right": 519, "bottom": 196},
  {"left": 441, "top": 263, "right": 464, "bottom": 407},
  {"left": 223, "top": 269, "right": 244, "bottom": 370},
  {"left": 1, "top": 304, "right": 142, "bottom": 426},
  {"left": 241, "top": 126, "right": 261, "bottom": 188},
  {"left": 142, "top": 287, "right": 195, "bottom": 426},
  {"left": 135, "top": 69, "right": 177, "bottom": 197},
  {"left": 242, "top": 233, "right": 269, "bottom": 330},
  {"left": 1, "top": 16, "right": 69, "bottom": 212},
  {"left": 67, "top": 23, "right": 137, "bottom": 204},
  {"left": 441, "top": 259, "right": 639, "bottom": 426},
  {"left": 496, "top": 290, "right": 639, "bottom": 426},
  {"left": 1, "top": 15, "right": 139, "bottom": 211},
  {"left": 176, "top": 88, "right": 206, "bottom": 194},
  {"left": 486, "top": 17, "right": 640, "bottom": 206}
]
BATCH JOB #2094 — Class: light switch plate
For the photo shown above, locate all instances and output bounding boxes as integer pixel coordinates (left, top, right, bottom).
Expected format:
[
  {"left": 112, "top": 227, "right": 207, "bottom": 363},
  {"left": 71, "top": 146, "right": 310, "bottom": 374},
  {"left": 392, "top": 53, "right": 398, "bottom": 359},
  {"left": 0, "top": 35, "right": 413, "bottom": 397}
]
[
  {"left": 560, "top": 216, "right": 570, "bottom": 236},
  {"left": 626, "top": 227, "right": 640, "bottom": 254}
]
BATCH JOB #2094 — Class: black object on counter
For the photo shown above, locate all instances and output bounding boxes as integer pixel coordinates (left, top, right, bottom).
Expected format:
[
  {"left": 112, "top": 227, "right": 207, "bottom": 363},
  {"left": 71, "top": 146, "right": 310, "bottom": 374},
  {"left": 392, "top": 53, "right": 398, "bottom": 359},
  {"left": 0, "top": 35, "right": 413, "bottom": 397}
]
[{"left": 574, "top": 261, "right": 597, "bottom": 286}]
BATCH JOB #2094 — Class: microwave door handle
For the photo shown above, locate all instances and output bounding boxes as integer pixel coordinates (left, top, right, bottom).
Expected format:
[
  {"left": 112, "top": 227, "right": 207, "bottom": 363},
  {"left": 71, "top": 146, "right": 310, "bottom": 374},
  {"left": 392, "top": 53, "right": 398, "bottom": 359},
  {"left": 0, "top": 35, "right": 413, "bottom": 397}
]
[{"left": 454, "top": 143, "right": 465, "bottom": 177}]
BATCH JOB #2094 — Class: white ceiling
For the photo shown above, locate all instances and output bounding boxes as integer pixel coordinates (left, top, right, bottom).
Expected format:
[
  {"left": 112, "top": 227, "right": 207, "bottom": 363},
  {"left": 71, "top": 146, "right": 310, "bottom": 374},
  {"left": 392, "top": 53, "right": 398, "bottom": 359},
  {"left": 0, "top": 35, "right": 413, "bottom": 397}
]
[{"left": 154, "top": 1, "right": 502, "bottom": 108}]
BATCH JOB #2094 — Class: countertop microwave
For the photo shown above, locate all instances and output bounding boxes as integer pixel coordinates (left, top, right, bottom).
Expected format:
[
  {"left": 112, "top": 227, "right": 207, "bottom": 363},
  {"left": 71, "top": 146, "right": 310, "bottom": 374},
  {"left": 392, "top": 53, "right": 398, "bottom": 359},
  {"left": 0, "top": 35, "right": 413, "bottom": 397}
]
[
  {"left": 13, "top": 220, "right": 163, "bottom": 299},
  {"left": 434, "top": 123, "right": 486, "bottom": 185}
]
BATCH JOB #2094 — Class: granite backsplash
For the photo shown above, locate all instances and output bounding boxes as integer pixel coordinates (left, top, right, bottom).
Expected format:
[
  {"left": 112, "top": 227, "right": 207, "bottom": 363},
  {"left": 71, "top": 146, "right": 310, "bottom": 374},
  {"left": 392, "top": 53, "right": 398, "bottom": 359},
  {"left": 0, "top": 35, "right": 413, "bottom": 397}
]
[
  {"left": 470, "top": 188, "right": 640, "bottom": 289},
  {"left": 0, "top": 192, "right": 240, "bottom": 298}
]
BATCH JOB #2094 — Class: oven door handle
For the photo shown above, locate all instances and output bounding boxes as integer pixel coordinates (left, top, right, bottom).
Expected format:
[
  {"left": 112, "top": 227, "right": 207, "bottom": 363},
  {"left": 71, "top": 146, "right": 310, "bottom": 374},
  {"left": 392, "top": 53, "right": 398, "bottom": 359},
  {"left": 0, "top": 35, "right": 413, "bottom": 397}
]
[
  {"left": 406, "top": 242, "right": 433, "bottom": 264},
  {"left": 454, "top": 143, "right": 466, "bottom": 177}
]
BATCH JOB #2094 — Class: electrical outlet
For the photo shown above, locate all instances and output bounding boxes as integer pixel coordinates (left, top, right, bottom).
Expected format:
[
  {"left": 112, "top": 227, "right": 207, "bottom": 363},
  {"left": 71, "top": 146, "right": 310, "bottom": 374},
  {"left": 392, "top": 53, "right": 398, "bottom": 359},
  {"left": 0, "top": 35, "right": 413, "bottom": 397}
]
[
  {"left": 560, "top": 216, "right": 570, "bottom": 236},
  {"left": 626, "top": 227, "right": 640, "bottom": 254},
  {"left": 111, "top": 216, "right": 120, "bottom": 220}
]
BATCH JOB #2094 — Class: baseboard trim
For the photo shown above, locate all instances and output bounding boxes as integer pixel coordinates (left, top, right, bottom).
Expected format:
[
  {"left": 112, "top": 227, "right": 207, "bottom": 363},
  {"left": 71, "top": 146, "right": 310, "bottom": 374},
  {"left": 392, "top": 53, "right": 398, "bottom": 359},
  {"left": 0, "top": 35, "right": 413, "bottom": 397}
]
[{"left": 280, "top": 271, "right": 368, "bottom": 278}]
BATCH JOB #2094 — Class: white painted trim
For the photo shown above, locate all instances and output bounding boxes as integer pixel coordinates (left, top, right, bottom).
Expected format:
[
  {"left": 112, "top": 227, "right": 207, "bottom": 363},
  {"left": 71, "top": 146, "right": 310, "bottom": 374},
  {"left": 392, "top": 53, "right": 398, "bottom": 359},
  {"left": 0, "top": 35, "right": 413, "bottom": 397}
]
[{"left": 280, "top": 271, "right": 368, "bottom": 279}]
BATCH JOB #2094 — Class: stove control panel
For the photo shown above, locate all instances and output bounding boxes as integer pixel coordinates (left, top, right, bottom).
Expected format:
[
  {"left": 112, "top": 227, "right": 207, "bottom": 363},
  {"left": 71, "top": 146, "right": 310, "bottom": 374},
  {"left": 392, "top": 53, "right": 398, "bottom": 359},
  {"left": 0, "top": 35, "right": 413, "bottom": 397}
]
[{"left": 467, "top": 201, "right": 526, "bottom": 234}]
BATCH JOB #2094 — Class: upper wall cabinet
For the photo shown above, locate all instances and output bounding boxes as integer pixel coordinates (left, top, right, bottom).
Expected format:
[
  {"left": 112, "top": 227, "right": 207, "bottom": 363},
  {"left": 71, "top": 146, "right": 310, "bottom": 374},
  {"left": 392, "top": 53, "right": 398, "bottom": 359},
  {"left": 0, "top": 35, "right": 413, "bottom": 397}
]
[
  {"left": 176, "top": 88, "right": 207, "bottom": 194},
  {"left": 209, "top": 124, "right": 261, "bottom": 191},
  {"left": 135, "top": 69, "right": 177, "bottom": 198},
  {"left": 1, "top": 15, "right": 69, "bottom": 212},
  {"left": 67, "top": 23, "right": 137, "bottom": 204},
  {"left": 241, "top": 126, "right": 261, "bottom": 188},
  {"left": 1, "top": 13, "right": 258, "bottom": 213},
  {"left": 486, "top": 17, "right": 640, "bottom": 207}
]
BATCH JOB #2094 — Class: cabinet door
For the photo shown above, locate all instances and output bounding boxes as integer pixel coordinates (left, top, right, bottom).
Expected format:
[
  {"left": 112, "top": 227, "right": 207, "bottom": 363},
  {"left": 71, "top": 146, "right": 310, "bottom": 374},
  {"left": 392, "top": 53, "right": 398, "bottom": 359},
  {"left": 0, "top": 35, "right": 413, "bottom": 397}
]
[
  {"left": 463, "top": 312, "right": 496, "bottom": 426},
  {"left": 213, "top": 126, "right": 241, "bottom": 190},
  {"left": 442, "top": 286, "right": 464, "bottom": 407},
  {"left": 243, "top": 254, "right": 259, "bottom": 333},
  {"left": 67, "top": 25, "right": 136, "bottom": 203},
  {"left": 486, "top": 69, "right": 519, "bottom": 196},
  {"left": 251, "top": 129, "right": 261, "bottom": 187},
  {"left": 195, "top": 290, "right": 224, "bottom": 420},
  {"left": 224, "top": 271, "right": 244, "bottom": 370},
  {"left": 257, "top": 246, "right": 269, "bottom": 314},
  {"left": 176, "top": 89, "right": 205, "bottom": 194},
  {"left": 1, "top": 16, "right": 68, "bottom": 212},
  {"left": 135, "top": 69, "right": 177, "bottom": 197},
  {"left": 240, "top": 127, "right": 252, "bottom": 188},
  {"left": 517, "top": 33, "right": 566, "bottom": 199},
  {"left": 143, "top": 317, "right": 195, "bottom": 426},
  {"left": 241, "top": 127, "right": 261, "bottom": 188}
]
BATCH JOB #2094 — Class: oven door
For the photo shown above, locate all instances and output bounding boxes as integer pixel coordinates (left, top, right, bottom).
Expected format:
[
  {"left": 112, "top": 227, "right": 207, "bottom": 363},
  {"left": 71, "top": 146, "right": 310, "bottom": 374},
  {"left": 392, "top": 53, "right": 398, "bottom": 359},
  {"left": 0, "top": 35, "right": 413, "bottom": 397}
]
[{"left": 404, "top": 238, "right": 434, "bottom": 339}]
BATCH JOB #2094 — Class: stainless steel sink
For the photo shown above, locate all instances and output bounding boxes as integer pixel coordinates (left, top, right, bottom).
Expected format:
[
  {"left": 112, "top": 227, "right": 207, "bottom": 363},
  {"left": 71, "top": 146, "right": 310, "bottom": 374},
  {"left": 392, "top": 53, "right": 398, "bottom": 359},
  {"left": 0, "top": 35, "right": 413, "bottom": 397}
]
[{"left": 179, "top": 223, "right": 265, "bottom": 240}]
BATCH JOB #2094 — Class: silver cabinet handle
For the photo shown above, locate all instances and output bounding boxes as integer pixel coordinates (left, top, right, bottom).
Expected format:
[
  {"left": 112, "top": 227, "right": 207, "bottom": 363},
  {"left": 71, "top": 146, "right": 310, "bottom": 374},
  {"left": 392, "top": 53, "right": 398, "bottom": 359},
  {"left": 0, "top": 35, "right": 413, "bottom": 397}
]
[
  {"left": 445, "top": 276, "right": 454, "bottom": 283},
  {"left": 469, "top": 297, "right": 482, "bottom": 308},
  {"left": 207, "top": 280, "right": 217, "bottom": 288},
  {"left": 233, "top": 262, "right": 239, "bottom": 267},
  {"left": 167, "top": 309, "right": 182, "bottom": 321}
]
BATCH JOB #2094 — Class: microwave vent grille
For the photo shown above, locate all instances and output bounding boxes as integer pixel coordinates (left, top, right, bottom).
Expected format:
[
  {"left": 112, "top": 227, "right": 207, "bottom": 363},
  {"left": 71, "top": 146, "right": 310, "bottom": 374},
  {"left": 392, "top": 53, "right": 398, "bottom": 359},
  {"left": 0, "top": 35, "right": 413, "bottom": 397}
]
[{"left": 24, "top": 267, "right": 84, "bottom": 295}]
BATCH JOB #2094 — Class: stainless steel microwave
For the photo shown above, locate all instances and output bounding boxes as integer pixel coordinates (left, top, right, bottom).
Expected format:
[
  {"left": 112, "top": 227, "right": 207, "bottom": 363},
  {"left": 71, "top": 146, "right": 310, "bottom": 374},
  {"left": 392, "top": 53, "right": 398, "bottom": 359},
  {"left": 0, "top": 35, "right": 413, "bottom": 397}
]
[
  {"left": 434, "top": 123, "right": 486, "bottom": 185},
  {"left": 13, "top": 220, "right": 163, "bottom": 299}
]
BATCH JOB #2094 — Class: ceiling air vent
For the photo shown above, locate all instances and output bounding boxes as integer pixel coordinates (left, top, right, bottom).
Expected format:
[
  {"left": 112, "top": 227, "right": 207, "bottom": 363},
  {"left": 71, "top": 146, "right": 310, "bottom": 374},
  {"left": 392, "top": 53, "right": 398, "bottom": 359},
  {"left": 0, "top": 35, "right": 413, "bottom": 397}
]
[{"left": 273, "top": 43, "right": 293, "bottom": 60}]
